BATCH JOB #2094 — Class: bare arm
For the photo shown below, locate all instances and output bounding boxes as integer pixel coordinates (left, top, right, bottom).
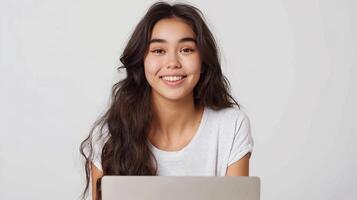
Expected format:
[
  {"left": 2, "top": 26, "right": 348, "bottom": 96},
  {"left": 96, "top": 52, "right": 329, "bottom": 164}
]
[
  {"left": 225, "top": 153, "right": 251, "bottom": 176},
  {"left": 91, "top": 163, "right": 104, "bottom": 200}
]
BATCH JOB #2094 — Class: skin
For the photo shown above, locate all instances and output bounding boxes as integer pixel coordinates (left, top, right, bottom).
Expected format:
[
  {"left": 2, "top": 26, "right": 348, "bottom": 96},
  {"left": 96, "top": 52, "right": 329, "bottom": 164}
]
[
  {"left": 144, "top": 17, "right": 203, "bottom": 150},
  {"left": 91, "top": 17, "right": 250, "bottom": 199}
]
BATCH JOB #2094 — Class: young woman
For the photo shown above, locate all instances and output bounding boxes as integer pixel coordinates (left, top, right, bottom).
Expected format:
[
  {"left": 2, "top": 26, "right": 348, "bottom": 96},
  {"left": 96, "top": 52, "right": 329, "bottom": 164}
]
[{"left": 80, "top": 2, "right": 254, "bottom": 200}]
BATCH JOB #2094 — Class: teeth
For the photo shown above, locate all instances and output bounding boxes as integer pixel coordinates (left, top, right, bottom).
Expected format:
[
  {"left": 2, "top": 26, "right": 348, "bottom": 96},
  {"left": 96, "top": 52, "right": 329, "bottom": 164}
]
[{"left": 161, "top": 76, "right": 184, "bottom": 82}]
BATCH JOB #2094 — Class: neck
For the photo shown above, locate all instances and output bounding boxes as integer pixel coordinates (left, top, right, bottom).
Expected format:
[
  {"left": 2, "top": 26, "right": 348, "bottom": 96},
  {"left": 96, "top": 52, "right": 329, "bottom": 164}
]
[{"left": 149, "top": 92, "right": 202, "bottom": 141}]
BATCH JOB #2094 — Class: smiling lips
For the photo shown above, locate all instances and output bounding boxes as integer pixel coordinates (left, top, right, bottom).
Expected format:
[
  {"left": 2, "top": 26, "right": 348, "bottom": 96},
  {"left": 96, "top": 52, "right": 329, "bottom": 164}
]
[{"left": 160, "top": 75, "right": 187, "bottom": 87}]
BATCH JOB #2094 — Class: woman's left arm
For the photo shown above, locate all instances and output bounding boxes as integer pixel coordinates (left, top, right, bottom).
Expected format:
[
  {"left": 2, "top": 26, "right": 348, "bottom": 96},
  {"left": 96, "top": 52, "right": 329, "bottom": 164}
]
[{"left": 225, "top": 153, "right": 251, "bottom": 176}]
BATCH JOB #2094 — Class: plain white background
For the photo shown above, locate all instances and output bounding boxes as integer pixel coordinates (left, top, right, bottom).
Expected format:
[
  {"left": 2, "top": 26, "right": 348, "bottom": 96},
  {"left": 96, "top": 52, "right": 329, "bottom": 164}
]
[{"left": 0, "top": 0, "right": 356, "bottom": 199}]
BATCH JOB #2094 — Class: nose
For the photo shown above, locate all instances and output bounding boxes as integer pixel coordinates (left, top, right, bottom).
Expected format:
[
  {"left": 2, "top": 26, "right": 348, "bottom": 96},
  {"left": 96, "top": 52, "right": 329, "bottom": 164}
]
[{"left": 165, "top": 52, "right": 181, "bottom": 69}]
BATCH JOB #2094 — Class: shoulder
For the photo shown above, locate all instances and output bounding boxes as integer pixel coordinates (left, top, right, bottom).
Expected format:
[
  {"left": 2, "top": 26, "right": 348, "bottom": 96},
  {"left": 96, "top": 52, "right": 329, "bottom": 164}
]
[
  {"left": 206, "top": 106, "right": 250, "bottom": 126},
  {"left": 205, "top": 106, "right": 252, "bottom": 142}
]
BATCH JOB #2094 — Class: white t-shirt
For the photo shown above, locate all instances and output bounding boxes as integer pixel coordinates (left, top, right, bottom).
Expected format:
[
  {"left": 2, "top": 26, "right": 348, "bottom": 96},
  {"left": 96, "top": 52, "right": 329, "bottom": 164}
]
[{"left": 92, "top": 106, "right": 254, "bottom": 176}]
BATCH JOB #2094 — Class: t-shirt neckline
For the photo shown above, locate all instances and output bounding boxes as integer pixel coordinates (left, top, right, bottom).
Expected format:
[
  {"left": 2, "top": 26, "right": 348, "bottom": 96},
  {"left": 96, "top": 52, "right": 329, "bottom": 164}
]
[{"left": 148, "top": 106, "right": 208, "bottom": 156}]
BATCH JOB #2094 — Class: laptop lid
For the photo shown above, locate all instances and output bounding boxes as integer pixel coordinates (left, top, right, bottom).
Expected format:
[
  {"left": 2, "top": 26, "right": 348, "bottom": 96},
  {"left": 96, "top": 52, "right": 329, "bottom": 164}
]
[{"left": 101, "top": 176, "right": 260, "bottom": 200}]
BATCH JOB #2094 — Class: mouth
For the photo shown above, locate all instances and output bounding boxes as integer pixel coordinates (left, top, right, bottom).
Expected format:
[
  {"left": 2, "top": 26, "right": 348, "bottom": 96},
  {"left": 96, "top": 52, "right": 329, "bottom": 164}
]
[
  {"left": 159, "top": 75, "right": 187, "bottom": 87},
  {"left": 159, "top": 75, "right": 187, "bottom": 81}
]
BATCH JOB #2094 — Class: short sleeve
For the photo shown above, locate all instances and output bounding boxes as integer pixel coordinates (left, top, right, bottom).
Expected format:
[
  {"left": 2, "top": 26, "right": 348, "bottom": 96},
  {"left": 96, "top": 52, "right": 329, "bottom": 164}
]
[{"left": 227, "top": 110, "right": 254, "bottom": 166}]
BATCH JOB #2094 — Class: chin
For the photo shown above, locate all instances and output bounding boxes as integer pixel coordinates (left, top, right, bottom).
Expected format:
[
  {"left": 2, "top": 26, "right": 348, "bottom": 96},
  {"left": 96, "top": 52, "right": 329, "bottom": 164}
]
[
  {"left": 155, "top": 89, "right": 193, "bottom": 102},
  {"left": 161, "top": 93, "right": 188, "bottom": 101}
]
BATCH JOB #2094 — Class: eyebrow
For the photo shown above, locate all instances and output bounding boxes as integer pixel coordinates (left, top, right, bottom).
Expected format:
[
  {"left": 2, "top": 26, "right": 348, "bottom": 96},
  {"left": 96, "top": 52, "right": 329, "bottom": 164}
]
[{"left": 149, "top": 37, "right": 197, "bottom": 44}]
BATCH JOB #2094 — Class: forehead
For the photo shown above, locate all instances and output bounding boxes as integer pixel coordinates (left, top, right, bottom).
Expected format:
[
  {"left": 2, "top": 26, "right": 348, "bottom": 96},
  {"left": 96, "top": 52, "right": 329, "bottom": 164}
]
[{"left": 150, "top": 18, "right": 196, "bottom": 42}]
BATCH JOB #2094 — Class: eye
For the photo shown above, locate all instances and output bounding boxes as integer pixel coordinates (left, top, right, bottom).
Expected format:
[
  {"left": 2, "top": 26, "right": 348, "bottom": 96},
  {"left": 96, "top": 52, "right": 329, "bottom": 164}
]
[
  {"left": 151, "top": 49, "right": 165, "bottom": 54},
  {"left": 180, "top": 48, "right": 195, "bottom": 54}
]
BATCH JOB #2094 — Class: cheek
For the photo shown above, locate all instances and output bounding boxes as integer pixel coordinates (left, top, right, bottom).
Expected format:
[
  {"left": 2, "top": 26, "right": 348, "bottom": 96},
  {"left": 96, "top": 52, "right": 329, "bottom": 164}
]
[
  {"left": 144, "top": 56, "right": 160, "bottom": 77},
  {"left": 182, "top": 56, "right": 202, "bottom": 74},
  {"left": 144, "top": 56, "right": 162, "bottom": 87}
]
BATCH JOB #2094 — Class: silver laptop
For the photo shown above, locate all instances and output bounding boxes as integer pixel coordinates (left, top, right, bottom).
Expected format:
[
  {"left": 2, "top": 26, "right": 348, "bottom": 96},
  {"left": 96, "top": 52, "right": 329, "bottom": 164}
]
[{"left": 101, "top": 176, "right": 260, "bottom": 200}]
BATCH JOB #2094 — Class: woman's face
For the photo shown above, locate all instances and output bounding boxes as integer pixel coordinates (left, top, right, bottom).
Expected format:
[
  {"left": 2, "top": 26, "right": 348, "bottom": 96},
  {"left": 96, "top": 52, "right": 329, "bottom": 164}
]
[{"left": 144, "top": 17, "right": 202, "bottom": 103}]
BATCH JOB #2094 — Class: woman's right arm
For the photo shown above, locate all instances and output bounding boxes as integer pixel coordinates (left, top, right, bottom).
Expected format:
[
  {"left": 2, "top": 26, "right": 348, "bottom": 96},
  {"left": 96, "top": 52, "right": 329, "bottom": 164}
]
[{"left": 91, "top": 163, "right": 104, "bottom": 200}]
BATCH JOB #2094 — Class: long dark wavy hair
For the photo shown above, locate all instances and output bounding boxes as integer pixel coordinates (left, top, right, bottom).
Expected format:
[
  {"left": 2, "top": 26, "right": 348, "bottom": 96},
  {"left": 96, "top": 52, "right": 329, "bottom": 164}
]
[{"left": 80, "top": 1, "right": 239, "bottom": 200}]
